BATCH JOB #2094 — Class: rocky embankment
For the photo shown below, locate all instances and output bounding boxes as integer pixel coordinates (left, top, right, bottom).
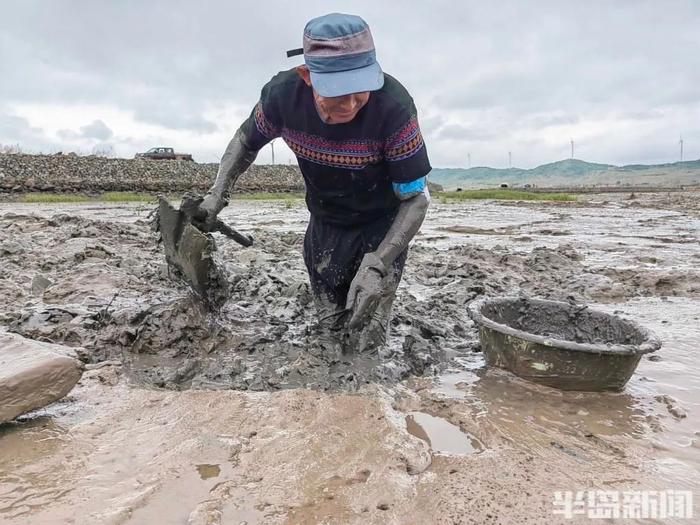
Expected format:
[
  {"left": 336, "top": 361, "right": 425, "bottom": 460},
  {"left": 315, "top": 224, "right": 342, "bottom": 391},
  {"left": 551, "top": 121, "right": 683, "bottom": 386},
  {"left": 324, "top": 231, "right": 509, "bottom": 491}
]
[
  {"left": 0, "top": 153, "right": 443, "bottom": 195},
  {"left": 0, "top": 153, "right": 304, "bottom": 194}
]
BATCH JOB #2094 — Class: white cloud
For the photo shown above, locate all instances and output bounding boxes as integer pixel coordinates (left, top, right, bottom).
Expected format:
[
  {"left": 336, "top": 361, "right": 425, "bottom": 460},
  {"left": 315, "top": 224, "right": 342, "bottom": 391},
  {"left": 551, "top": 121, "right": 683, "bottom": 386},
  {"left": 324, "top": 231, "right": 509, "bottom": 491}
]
[{"left": 1, "top": 0, "right": 698, "bottom": 167}]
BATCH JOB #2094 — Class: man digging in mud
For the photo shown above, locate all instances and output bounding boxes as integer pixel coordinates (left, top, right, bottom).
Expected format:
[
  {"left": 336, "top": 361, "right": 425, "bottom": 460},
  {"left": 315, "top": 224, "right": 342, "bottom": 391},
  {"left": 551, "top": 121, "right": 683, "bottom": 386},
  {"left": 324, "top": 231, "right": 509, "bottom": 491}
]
[{"left": 195, "top": 13, "right": 431, "bottom": 354}]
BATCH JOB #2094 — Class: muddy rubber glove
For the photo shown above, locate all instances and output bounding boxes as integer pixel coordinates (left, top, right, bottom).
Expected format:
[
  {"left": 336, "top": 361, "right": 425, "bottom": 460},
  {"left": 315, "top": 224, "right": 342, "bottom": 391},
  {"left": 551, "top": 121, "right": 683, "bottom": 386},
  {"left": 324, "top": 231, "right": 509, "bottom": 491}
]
[
  {"left": 346, "top": 252, "right": 388, "bottom": 329},
  {"left": 195, "top": 127, "right": 257, "bottom": 231},
  {"left": 346, "top": 186, "right": 431, "bottom": 329}
]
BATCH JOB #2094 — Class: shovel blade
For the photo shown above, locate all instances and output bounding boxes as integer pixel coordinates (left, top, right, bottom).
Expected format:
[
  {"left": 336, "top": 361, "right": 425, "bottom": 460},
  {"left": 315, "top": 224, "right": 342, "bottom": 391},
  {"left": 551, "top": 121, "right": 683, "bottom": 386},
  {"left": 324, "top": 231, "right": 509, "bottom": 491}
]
[{"left": 156, "top": 197, "right": 230, "bottom": 308}]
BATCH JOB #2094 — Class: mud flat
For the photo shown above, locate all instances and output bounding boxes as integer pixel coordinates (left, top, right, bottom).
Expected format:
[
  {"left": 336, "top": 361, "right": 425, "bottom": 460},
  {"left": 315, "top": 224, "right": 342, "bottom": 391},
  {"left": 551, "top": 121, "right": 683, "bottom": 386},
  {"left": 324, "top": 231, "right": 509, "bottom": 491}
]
[{"left": 1, "top": 191, "right": 699, "bottom": 523}]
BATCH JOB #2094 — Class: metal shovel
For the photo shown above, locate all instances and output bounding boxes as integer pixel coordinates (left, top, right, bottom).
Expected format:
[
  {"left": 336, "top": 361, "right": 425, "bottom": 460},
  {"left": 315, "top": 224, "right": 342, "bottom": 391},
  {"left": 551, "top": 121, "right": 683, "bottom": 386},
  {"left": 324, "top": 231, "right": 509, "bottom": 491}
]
[{"left": 155, "top": 195, "right": 252, "bottom": 308}]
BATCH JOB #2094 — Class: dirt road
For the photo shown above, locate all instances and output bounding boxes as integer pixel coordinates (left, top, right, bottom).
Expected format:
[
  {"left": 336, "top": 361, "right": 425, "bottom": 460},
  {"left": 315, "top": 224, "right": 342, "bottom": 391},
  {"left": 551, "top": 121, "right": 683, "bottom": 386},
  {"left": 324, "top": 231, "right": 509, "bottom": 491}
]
[{"left": 1, "top": 192, "right": 698, "bottom": 523}]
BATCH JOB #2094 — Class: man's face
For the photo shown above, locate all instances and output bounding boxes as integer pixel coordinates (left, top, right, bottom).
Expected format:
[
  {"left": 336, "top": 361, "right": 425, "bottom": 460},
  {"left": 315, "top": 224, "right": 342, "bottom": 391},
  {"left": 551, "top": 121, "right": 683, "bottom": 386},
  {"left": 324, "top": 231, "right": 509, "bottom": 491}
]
[
  {"left": 296, "top": 66, "right": 370, "bottom": 124},
  {"left": 313, "top": 91, "right": 370, "bottom": 124}
]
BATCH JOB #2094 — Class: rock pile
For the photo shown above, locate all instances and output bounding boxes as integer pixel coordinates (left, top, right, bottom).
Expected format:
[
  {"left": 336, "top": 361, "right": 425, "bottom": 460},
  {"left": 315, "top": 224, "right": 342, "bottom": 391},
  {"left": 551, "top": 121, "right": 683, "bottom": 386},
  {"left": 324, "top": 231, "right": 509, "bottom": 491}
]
[
  {"left": 0, "top": 153, "right": 305, "bottom": 194},
  {"left": 0, "top": 153, "right": 443, "bottom": 195}
]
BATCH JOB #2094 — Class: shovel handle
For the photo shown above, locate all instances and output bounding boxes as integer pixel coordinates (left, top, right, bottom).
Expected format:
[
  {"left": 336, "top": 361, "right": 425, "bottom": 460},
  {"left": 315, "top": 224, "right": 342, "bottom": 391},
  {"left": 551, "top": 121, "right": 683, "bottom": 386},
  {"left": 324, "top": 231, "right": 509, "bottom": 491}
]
[{"left": 214, "top": 220, "right": 254, "bottom": 247}]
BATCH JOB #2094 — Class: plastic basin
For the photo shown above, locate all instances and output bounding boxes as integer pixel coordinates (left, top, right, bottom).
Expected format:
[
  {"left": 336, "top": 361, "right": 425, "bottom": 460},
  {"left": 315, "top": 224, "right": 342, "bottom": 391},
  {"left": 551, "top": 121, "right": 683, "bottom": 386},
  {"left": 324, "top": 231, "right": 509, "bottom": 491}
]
[{"left": 467, "top": 296, "right": 661, "bottom": 391}]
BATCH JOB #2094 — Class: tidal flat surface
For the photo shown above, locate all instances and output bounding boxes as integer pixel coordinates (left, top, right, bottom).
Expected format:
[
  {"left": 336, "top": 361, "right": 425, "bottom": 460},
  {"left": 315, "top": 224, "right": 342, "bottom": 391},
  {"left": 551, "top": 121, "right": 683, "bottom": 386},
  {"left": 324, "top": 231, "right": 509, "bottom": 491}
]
[{"left": 1, "top": 191, "right": 698, "bottom": 523}]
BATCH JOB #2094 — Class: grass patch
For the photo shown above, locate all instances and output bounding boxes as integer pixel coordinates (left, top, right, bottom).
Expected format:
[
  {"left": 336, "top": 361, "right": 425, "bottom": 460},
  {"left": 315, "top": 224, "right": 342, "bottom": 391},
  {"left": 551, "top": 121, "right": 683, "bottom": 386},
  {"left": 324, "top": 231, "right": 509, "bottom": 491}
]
[
  {"left": 101, "top": 192, "right": 156, "bottom": 202},
  {"left": 20, "top": 192, "right": 157, "bottom": 204},
  {"left": 440, "top": 189, "right": 576, "bottom": 202},
  {"left": 17, "top": 191, "right": 303, "bottom": 205},
  {"left": 234, "top": 192, "right": 305, "bottom": 201},
  {"left": 21, "top": 193, "right": 91, "bottom": 203}
]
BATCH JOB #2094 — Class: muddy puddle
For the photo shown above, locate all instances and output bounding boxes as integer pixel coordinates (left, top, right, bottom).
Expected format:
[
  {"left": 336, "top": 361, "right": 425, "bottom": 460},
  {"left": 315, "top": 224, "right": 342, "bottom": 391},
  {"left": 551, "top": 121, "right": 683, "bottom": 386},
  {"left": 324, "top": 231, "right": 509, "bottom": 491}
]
[
  {"left": 406, "top": 411, "right": 484, "bottom": 455},
  {"left": 1, "top": 191, "right": 699, "bottom": 523}
]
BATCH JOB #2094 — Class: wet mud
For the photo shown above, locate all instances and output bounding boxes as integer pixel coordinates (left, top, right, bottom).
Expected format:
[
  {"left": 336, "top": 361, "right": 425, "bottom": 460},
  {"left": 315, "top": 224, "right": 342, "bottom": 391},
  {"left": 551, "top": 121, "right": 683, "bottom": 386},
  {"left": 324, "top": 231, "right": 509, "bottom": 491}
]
[
  {"left": 475, "top": 296, "right": 653, "bottom": 347},
  {"left": 1, "top": 204, "right": 690, "bottom": 392},
  {"left": 1, "top": 191, "right": 699, "bottom": 523}
]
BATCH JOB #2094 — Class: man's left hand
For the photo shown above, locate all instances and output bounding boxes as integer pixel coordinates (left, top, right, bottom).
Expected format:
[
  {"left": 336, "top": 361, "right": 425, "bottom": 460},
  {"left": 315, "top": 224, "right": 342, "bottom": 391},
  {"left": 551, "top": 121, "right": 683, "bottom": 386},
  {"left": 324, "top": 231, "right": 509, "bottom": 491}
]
[{"left": 345, "top": 253, "right": 387, "bottom": 329}]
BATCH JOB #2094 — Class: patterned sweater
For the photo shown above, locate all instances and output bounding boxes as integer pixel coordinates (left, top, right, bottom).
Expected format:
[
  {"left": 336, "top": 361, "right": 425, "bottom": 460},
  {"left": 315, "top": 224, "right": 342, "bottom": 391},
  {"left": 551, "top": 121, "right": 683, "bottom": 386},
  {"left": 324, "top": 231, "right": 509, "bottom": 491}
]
[{"left": 241, "top": 69, "right": 431, "bottom": 226}]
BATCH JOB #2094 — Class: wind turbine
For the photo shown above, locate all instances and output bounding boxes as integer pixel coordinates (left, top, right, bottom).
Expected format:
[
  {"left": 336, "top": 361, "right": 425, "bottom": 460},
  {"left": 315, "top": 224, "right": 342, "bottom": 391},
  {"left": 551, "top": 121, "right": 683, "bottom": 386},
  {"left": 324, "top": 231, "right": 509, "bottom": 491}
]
[{"left": 679, "top": 135, "right": 683, "bottom": 162}]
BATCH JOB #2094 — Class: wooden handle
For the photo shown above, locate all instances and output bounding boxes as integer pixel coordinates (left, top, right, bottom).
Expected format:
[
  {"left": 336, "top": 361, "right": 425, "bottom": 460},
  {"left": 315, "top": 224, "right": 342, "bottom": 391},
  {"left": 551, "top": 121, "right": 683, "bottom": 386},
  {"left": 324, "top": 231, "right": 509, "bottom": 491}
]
[{"left": 214, "top": 220, "right": 254, "bottom": 247}]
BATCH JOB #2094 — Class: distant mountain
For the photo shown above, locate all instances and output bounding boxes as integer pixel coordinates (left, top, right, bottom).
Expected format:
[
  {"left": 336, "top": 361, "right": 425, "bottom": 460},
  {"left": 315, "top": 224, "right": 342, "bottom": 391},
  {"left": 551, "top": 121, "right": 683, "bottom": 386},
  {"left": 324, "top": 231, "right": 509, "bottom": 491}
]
[
  {"left": 619, "top": 159, "right": 700, "bottom": 171},
  {"left": 429, "top": 158, "right": 700, "bottom": 189},
  {"left": 529, "top": 159, "right": 615, "bottom": 176}
]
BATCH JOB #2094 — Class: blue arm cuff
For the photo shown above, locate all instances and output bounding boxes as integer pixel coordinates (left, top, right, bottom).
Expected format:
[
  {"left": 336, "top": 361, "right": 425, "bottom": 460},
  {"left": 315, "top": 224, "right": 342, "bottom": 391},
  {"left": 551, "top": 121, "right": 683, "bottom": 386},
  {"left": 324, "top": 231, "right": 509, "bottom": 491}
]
[{"left": 392, "top": 176, "right": 427, "bottom": 200}]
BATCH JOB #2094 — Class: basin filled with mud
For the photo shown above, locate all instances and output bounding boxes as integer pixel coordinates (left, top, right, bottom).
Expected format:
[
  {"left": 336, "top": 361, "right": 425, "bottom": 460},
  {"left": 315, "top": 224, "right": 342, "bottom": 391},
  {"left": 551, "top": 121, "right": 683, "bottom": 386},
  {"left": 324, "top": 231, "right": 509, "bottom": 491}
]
[{"left": 468, "top": 296, "right": 661, "bottom": 391}]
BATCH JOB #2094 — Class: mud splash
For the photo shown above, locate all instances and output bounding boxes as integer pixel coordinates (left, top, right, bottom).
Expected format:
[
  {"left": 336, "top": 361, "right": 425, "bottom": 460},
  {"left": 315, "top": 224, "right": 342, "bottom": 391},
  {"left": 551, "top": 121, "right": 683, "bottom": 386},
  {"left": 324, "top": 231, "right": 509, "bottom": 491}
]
[{"left": 0, "top": 209, "right": 452, "bottom": 391}]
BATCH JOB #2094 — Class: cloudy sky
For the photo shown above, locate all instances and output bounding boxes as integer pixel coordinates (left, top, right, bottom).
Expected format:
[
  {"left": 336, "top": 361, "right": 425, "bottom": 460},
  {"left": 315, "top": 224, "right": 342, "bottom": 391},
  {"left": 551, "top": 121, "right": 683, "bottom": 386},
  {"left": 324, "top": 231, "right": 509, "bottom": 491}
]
[{"left": 1, "top": 0, "right": 698, "bottom": 168}]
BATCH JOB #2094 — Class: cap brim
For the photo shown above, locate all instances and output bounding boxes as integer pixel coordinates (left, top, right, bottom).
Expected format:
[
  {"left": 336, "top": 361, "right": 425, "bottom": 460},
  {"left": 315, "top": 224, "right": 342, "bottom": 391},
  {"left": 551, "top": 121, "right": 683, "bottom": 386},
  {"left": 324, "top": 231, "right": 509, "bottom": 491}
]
[{"left": 309, "top": 61, "right": 384, "bottom": 98}]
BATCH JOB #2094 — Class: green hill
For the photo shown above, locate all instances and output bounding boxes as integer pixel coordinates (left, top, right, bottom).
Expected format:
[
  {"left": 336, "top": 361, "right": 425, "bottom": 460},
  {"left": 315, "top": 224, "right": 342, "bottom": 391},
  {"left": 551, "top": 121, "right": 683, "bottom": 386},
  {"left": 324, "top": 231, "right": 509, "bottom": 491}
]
[
  {"left": 530, "top": 159, "right": 614, "bottom": 176},
  {"left": 619, "top": 159, "right": 700, "bottom": 171},
  {"left": 429, "top": 158, "right": 700, "bottom": 189}
]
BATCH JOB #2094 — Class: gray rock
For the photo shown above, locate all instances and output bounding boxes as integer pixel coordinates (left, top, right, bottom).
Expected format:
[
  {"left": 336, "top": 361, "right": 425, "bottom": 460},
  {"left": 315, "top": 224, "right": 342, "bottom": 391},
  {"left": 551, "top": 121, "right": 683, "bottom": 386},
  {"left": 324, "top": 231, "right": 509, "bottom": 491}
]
[
  {"left": 0, "top": 331, "right": 84, "bottom": 424},
  {"left": 1, "top": 240, "right": 24, "bottom": 255},
  {"left": 31, "top": 274, "right": 53, "bottom": 296}
]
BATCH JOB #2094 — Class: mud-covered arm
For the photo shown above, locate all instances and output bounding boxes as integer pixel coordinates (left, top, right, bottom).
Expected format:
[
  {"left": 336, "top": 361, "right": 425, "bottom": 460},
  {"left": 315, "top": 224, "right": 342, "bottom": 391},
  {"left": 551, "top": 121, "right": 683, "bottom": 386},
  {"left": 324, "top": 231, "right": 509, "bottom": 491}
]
[
  {"left": 376, "top": 108, "right": 431, "bottom": 271},
  {"left": 374, "top": 187, "right": 430, "bottom": 271},
  {"left": 203, "top": 127, "right": 258, "bottom": 214},
  {"left": 201, "top": 76, "right": 282, "bottom": 219},
  {"left": 345, "top": 186, "right": 429, "bottom": 329},
  {"left": 346, "top": 101, "right": 431, "bottom": 328}
]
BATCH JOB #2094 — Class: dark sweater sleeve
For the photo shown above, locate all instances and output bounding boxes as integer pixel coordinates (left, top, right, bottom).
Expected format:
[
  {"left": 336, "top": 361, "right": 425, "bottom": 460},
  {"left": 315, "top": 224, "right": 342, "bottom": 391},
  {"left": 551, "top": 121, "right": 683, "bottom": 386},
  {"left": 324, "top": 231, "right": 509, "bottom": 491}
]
[
  {"left": 383, "top": 91, "right": 431, "bottom": 184},
  {"left": 240, "top": 77, "right": 282, "bottom": 151}
]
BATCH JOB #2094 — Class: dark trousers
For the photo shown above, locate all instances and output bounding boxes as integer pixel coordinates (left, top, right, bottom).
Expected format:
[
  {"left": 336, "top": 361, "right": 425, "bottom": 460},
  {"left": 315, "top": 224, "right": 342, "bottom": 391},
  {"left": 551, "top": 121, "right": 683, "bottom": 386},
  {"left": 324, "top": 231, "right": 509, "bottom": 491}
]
[{"left": 303, "top": 214, "right": 407, "bottom": 352}]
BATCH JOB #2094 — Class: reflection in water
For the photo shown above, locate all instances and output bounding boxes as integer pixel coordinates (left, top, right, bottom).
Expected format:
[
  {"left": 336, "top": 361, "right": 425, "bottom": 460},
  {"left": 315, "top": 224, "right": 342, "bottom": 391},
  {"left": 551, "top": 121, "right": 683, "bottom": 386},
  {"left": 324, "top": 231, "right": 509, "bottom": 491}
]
[
  {"left": 406, "top": 411, "right": 484, "bottom": 455},
  {"left": 434, "top": 365, "right": 656, "bottom": 458},
  {"left": 195, "top": 463, "right": 221, "bottom": 480}
]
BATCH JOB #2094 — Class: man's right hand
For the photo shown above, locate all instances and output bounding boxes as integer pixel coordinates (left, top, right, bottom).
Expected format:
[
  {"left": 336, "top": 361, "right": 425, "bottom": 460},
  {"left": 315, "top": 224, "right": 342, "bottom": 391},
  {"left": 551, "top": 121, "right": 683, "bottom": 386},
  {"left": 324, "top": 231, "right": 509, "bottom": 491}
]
[
  {"left": 192, "top": 127, "right": 257, "bottom": 232},
  {"left": 345, "top": 252, "right": 388, "bottom": 330},
  {"left": 192, "top": 193, "right": 225, "bottom": 232}
]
